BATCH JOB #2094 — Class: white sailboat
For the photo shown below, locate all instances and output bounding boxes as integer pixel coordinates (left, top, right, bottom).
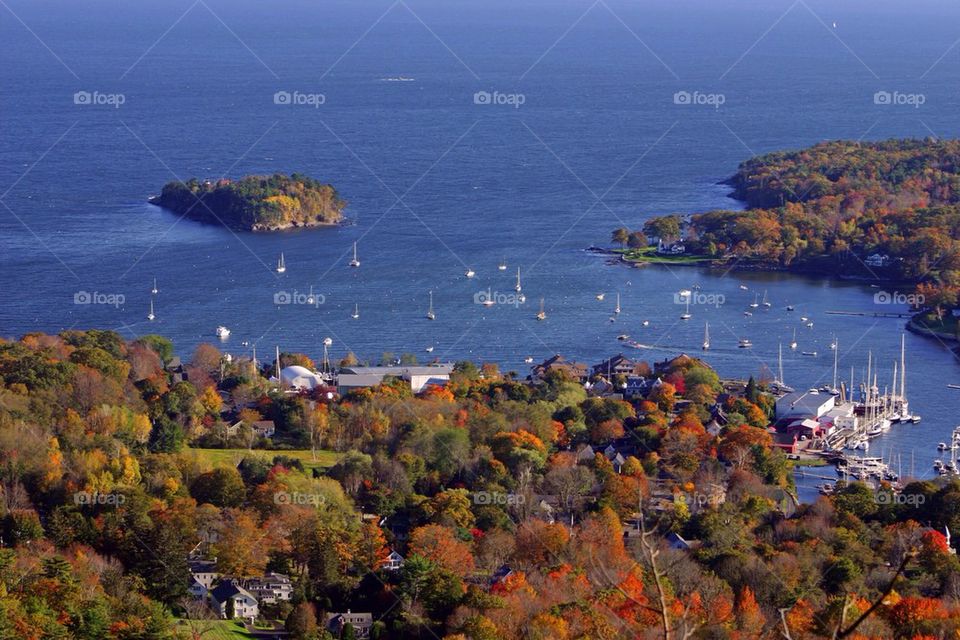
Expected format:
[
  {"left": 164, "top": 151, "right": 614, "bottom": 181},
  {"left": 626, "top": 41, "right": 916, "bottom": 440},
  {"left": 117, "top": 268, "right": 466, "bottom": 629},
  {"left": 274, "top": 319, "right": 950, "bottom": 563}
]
[
  {"left": 596, "top": 293, "right": 605, "bottom": 301},
  {"left": 216, "top": 326, "right": 230, "bottom": 339},
  {"left": 276, "top": 253, "right": 286, "bottom": 273},
  {"left": 761, "top": 290, "right": 771, "bottom": 307},
  {"left": 749, "top": 293, "right": 759, "bottom": 308},
  {"left": 789, "top": 328, "right": 797, "bottom": 350},
  {"left": 147, "top": 298, "right": 155, "bottom": 321},
  {"left": 151, "top": 278, "right": 158, "bottom": 294},
  {"left": 351, "top": 303, "right": 360, "bottom": 319},
  {"left": 514, "top": 267, "right": 522, "bottom": 292},
  {"left": 614, "top": 293, "right": 621, "bottom": 315},
  {"left": 426, "top": 291, "right": 435, "bottom": 320},
  {"left": 349, "top": 242, "right": 360, "bottom": 267},
  {"left": 680, "top": 299, "right": 691, "bottom": 320},
  {"left": 465, "top": 268, "right": 475, "bottom": 278},
  {"left": 498, "top": 258, "right": 507, "bottom": 271},
  {"left": 536, "top": 298, "right": 546, "bottom": 321},
  {"left": 702, "top": 322, "right": 710, "bottom": 350}
]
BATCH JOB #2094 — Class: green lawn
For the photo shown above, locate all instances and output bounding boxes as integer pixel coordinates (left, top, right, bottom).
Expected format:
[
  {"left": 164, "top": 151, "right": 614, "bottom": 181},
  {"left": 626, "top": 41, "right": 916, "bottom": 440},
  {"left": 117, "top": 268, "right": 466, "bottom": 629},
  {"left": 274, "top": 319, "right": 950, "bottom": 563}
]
[
  {"left": 187, "top": 447, "right": 340, "bottom": 472},
  {"left": 175, "top": 619, "right": 254, "bottom": 639},
  {"left": 618, "top": 246, "right": 714, "bottom": 265}
]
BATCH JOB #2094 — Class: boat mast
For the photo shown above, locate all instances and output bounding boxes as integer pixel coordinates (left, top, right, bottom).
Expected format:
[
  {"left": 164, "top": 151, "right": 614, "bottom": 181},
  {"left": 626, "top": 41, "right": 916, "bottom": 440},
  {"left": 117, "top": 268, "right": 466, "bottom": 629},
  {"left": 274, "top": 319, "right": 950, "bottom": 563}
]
[
  {"left": 900, "top": 334, "right": 907, "bottom": 412},
  {"left": 778, "top": 343, "right": 784, "bottom": 385},
  {"left": 832, "top": 339, "right": 839, "bottom": 391},
  {"left": 275, "top": 346, "right": 281, "bottom": 387}
]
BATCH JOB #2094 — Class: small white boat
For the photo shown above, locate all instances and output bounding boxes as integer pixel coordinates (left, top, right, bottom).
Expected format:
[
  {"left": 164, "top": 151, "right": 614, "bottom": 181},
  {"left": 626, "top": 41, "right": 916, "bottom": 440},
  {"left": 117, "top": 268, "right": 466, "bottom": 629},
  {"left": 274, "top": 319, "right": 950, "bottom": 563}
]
[
  {"left": 524, "top": 356, "right": 534, "bottom": 364},
  {"left": 426, "top": 291, "right": 436, "bottom": 320},
  {"left": 465, "top": 268, "right": 475, "bottom": 278},
  {"left": 749, "top": 294, "right": 759, "bottom": 309},
  {"left": 910, "top": 415, "right": 921, "bottom": 423},
  {"left": 276, "top": 253, "right": 286, "bottom": 273},
  {"left": 514, "top": 267, "right": 522, "bottom": 292},
  {"left": 482, "top": 297, "right": 495, "bottom": 307},
  {"left": 216, "top": 326, "right": 230, "bottom": 339},
  {"left": 786, "top": 304, "right": 795, "bottom": 311},
  {"left": 614, "top": 293, "right": 621, "bottom": 315},
  {"left": 805, "top": 322, "right": 814, "bottom": 328},
  {"left": 702, "top": 322, "right": 710, "bottom": 350},
  {"left": 738, "top": 338, "right": 752, "bottom": 348},
  {"left": 425, "top": 346, "right": 434, "bottom": 353},
  {"left": 596, "top": 293, "right": 605, "bottom": 301},
  {"left": 800, "top": 316, "right": 808, "bottom": 322},
  {"left": 536, "top": 298, "right": 546, "bottom": 321},
  {"left": 349, "top": 242, "right": 360, "bottom": 267},
  {"left": 680, "top": 299, "right": 691, "bottom": 320},
  {"left": 739, "top": 284, "right": 748, "bottom": 290},
  {"left": 789, "top": 329, "right": 797, "bottom": 350},
  {"left": 829, "top": 337, "right": 837, "bottom": 350},
  {"left": 761, "top": 290, "right": 771, "bottom": 307},
  {"left": 147, "top": 299, "right": 155, "bottom": 321},
  {"left": 802, "top": 351, "right": 817, "bottom": 357},
  {"left": 743, "top": 311, "right": 753, "bottom": 317},
  {"left": 617, "top": 334, "right": 629, "bottom": 341},
  {"left": 351, "top": 303, "right": 360, "bottom": 319},
  {"left": 498, "top": 258, "right": 507, "bottom": 271},
  {"left": 938, "top": 442, "right": 949, "bottom": 451},
  {"left": 151, "top": 278, "right": 158, "bottom": 294}
]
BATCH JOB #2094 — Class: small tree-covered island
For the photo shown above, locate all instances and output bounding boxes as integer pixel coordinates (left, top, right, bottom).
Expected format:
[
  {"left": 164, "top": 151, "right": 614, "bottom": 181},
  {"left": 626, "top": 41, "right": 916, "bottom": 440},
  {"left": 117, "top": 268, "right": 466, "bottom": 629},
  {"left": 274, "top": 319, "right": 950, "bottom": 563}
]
[{"left": 150, "top": 173, "right": 346, "bottom": 231}]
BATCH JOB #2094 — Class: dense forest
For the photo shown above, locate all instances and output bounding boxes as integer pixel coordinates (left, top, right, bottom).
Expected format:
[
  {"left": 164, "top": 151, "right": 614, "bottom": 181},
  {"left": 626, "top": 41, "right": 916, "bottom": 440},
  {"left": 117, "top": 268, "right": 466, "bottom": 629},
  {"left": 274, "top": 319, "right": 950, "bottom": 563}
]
[
  {"left": 150, "top": 174, "right": 345, "bottom": 231},
  {"left": 619, "top": 139, "right": 960, "bottom": 315},
  {"left": 1, "top": 329, "right": 960, "bottom": 638}
]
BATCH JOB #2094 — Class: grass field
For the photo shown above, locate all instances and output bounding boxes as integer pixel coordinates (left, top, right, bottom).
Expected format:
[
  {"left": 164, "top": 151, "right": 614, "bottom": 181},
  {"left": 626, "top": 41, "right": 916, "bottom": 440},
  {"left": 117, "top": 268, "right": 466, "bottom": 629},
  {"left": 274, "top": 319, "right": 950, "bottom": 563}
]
[
  {"left": 187, "top": 447, "right": 340, "bottom": 472},
  {"left": 619, "top": 246, "right": 714, "bottom": 264},
  {"left": 175, "top": 620, "right": 254, "bottom": 639}
]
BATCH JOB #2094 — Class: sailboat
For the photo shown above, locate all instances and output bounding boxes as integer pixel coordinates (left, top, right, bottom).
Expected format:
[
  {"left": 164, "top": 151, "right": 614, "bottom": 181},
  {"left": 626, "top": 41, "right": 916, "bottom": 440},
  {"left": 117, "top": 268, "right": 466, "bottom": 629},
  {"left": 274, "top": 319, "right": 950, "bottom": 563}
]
[
  {"left": 151, "top": 278, "right": 158, "bottom": 294},
  {"left": 680, "top": 299, "right": 691, "bottom": 320},
  {"left": 147, "top": 298, "right": 155, "bottom": 321},
  {"left": 465, "top": 268, "right": 476, "bottom": 278},
  {"left": 498, "top": 258, "right": 507, "bottom": 271},
  {"left": 829, "top": 335, "right": 837, "bottom": 350},
  {"left": 426, "top": 291, "right": 435, "bottom": 320},
  {"left": 702, "top": 322, "right": 710, "bottom": 350},
  {"left": 349, "top": 242, "right": 360, "bottom": 267},
  {"left": 761, "top": 290, "right": 771, "bottom": 308},
  {"left": 749, "top": 293, "right": 759, "bottom": 308},
  {"left": 596, "top": 293, "right": 605, "bottom": 301},
  {"left": 514, "top": 267, "right": 522, "bottom": 292},
  {"left": 536, "top": 298, "right": 546, "bottom": 321},
  {"left": 276, "top": 253, "right": 286, "bottom": 273},
  {"left": 614, "top": 293, "right": 621, "bottom": 315},
  {"left": 351, "top": 303, "right": 359, "bottom": 319},
  {"left": 789, "top": 328, "right": 797, "bottom": 350}
]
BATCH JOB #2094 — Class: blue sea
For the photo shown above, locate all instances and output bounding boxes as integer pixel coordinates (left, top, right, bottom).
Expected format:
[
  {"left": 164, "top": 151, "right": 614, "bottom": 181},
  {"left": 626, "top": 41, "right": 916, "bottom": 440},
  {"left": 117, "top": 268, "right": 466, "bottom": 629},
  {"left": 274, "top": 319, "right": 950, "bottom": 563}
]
[{"left": 2, "top": 0, "right": 960, "bottom": 493}]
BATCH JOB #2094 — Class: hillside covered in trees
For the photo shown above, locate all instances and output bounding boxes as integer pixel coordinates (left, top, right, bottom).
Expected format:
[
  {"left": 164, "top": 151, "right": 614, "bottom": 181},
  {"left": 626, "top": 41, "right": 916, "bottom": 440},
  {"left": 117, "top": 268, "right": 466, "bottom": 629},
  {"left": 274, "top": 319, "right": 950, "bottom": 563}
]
[
  {"left": 2, "top": 329, "right": 960, "bottom": 638},
  {"left": 621, "top": 139, "right": 960, "bottom": 311},
  {"left": 150, "top": 173, "right": 345, "bottom": 231}
]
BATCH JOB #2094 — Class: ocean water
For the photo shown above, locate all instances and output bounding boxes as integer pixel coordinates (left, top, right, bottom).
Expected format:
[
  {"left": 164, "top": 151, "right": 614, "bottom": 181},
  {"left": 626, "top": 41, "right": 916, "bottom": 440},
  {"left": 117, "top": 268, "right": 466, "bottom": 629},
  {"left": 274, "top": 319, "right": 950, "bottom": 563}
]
[{"left": 1, "top": 0, "right": 960, "bottom": 486}]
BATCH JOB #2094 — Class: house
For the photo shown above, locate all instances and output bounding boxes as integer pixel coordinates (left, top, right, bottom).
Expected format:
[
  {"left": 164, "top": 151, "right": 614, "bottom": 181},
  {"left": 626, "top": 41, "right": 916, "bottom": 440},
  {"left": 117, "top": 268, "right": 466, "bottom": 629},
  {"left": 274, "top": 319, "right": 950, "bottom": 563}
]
[
  {"left": 210, "top": 581, "right": 259, "bottom": 623},
  {"left": 864, "top": 253, "right": 890, "bottom": 267},
  {"left": 242, "top": 572, "right": 292, "bottom": 604},
  {"left": 381, "top": 550, "right": 405, "bottom": 571},
  {"left": 575, "top": 445, "right": 596, "bottom": 464},
  {"left": 529, "top": 354, "right": 589, "bottom": 382},
  {"left": 657, "top": 239, "right": 686, "bottom": 255},
  {"left": 337, "top": 364, "right": 454, "bottom": 394},
  {"left": 251, "top": 420, "right": 276, "bottom": 438},
  {"left": 591, "top": 354, "right": 646, "bottom": 378},
  {"left": 490, "top": 564, "right": 514, "bottom": 587},
  {"left": 775, "top": 390, "right": 835, "bottom": 420},
  {"left": 326, "top": 611, "right": 373, "bottom": 639},
  {"left": 187, "top": 559, "right": 219, "bottom": 600}
]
